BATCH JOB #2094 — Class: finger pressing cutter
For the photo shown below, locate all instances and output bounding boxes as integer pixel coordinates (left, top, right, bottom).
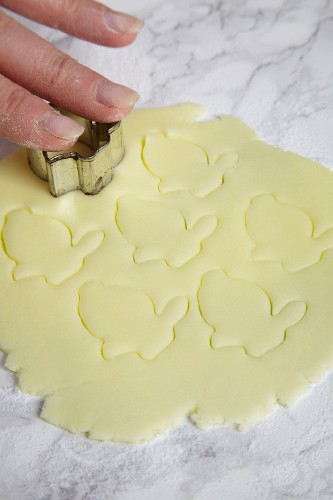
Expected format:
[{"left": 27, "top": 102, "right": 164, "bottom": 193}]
[{"left": 27, "top": 108, "right": 125, "bottom": 197}]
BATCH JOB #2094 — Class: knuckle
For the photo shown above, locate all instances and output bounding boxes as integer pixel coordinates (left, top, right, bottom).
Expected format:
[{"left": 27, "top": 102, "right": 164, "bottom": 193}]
[
  {"left": 47, "top": 54, "right": 77, "bottom": 87},
  {"left": 3, "top": 86, "right": 29, "bottom": 117},
  {"left": 57, "top": 0, "right": 82, "bottom": 15}
]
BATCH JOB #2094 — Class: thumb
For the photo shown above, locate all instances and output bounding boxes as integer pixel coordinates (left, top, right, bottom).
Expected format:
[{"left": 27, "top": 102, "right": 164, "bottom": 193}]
[
  {"left": 159, "top": 297, "right": 189, "bottom": 325},
  {"left": 316, "top": 228, "right": 333, "bottom": 250},
  {"left": 189, "top": 215, "right": 217, "bottom": 239},
  {"left": 74, "top": 230, "right": 105, "bottom": 256},
  {"left": 274, "top": 300, "right": 307, "bottom": 329}
]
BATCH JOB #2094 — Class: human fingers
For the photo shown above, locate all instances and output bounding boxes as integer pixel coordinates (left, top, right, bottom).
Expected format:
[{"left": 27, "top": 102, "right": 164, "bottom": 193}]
[
  {"left": 0, "top": 0, "right": 143, "bottom": 47},
  {"left": 0, "top": 11, "right": 139, "bottom": 123},
  {"left": 0, "top": 74, "right": 85, "bottom": 150}
]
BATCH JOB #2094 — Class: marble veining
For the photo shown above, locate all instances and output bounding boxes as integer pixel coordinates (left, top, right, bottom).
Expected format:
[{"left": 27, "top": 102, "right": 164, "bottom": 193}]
[{"left": 1, "top": 0, "right": 333, "bottom": 498}]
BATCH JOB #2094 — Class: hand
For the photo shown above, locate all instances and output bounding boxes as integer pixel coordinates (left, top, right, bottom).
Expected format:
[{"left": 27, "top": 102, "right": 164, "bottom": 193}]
[{"left": 0, "top": 0, "right": 143, "bottom": 150}]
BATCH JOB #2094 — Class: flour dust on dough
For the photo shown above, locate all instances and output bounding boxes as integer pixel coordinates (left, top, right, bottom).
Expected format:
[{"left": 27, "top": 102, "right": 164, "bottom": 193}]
[{"left": 0, "top": 103, "right": 333, "bottom": 443}]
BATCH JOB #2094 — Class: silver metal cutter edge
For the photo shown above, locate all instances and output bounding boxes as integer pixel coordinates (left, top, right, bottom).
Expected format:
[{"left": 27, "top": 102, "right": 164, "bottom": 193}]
[{"left": 27, "top": 108, "right": 125, "bottom": 197}]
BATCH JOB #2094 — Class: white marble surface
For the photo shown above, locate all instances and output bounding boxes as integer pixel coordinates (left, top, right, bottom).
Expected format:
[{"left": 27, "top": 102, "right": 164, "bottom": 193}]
[{"left": 1, "top": 0, "right": 333, "bottom": 498}]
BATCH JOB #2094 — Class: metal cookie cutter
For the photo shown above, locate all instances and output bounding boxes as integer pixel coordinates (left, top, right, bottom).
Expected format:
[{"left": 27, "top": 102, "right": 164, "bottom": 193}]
[{"left": 27, "top": 108, "right": 125, "bottom": 197}]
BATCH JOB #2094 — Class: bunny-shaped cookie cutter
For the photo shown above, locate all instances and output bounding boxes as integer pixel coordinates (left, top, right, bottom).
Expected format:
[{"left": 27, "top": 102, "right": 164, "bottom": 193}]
[{"left": 27, "top": 107, "right": 124, "bottom": 197}]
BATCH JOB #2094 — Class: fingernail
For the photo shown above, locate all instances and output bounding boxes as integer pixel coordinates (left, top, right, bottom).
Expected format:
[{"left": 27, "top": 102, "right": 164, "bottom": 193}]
[
  {"left": 105, "top": 10, "right": 144, "bottom": 34},
  {"left": 95, "top": 80, "right": 140, "bottom": 109},
  {"left": 39, "top": 111, "right": 84, "bottom": 140}
]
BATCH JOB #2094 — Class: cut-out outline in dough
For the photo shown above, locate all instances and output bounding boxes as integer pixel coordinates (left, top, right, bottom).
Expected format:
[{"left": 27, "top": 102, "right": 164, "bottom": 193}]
[
  {"left": 141, "top": 131, "right": 239, "bottom": 198},
  {"left": 245, "top": 193, "right": 333, "bottom": 273},
  {"left": 197, "top": 269, "right": 307, "bottom": 358},
  {"left": 1, "top": 208, "right": 105, "bottom": 285},
  {"left": 115, "top": 194, "right": 218, "bottom": 268},
  {"left": 78, "top": 281, "right": 189, "bottom": 360}
]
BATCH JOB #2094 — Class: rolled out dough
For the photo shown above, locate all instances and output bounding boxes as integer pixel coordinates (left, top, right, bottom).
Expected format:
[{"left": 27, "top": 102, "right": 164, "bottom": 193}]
[{"left": 1, "top": 104, "right": 333, "bottom": 443}]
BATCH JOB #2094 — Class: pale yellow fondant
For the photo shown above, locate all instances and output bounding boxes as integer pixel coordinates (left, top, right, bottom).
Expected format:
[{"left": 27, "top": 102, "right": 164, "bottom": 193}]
[{"left": 0, "top": 104, "right": 332, "bottom": 443}]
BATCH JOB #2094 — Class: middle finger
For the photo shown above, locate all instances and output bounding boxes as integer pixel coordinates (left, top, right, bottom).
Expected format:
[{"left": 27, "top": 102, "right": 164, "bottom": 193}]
[{"left": 0, "top": 10, "right": 139, "bottom": 123}]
